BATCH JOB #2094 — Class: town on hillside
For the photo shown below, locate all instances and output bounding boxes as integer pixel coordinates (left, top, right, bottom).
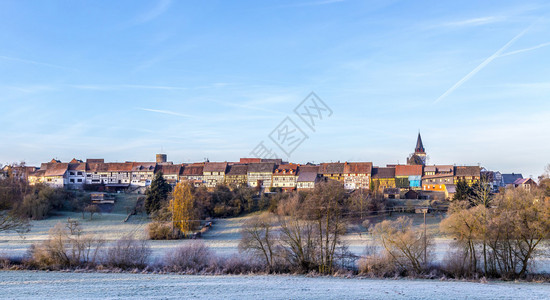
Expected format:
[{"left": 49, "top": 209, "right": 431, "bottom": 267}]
[{"left": 1, "top": 133, "right": 536, "bottom": 200}]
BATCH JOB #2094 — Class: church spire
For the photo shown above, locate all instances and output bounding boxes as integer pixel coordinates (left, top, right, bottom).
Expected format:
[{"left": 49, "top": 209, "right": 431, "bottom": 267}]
[{"left": 415, "top": 132, "right": 425, "bottom": 154}]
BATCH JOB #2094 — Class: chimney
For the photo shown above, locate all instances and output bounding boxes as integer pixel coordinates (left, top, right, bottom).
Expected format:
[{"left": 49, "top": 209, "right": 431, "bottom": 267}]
[{"left": 156, "top": 154, "right": 167, "bottom": 163}]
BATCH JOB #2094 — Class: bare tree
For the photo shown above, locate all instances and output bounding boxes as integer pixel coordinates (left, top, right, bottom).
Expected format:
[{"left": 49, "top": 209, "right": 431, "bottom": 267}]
[
  {"left": 84, "top": 204, "right": 101, "bottom": 220},
  {"left": 0, "top": 211, "right": 30, "bottom": 234},
  {"left": 302, "top": 180, "right": 347, "bottom": 274},
  {"left": 371, "top": 216, "right": 433, "bottom": 274},
  {"left": 239, "top": 212, "right": 278, "bottom": 272},
  {"left": 442, "top": 188, "right": 550, "bottom": 278}
]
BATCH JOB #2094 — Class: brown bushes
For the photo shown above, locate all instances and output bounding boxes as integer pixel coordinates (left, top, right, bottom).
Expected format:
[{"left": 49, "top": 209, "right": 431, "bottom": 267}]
[
  {"left": 164, "top": 241, "right": 214, "bottom": 272},
  {"left": 104, "top": 234, "right": 151, "bottom": 269},
  {"left": 27, "top": 222, "right": 105, "bottom": 269},
  {"left": 146, "top": 221, "right": 179, "bottom": 240},
  {"left": 441, "top": 188, "right": 550, "bottom": 279}
]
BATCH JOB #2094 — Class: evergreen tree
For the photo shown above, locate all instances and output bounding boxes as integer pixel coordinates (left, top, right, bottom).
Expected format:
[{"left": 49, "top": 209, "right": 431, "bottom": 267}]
[
  {"left": 453, "top": 178, "right": 471, "bottom": 201},
  {"left": 145, "top": 172, "right": 172, "bottom": 215}
]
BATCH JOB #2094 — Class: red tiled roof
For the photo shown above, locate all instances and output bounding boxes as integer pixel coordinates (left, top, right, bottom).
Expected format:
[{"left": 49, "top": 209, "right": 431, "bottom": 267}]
[
  {"left": 131, "top": 162, "right": 156, "bottom": 172},
  {"left": 156, "top": 164, "right": 182, "bottom": 175},
  {"left": 274, "top": 164, "right": 298, "bottom": 175},
  {"left": 395, "top": 165, "right": 423, "bottom": 176},
  {"left": 181, "top": 163, "right": 204, "bottom": 176},
  {"left": 86, "top": 159, "right": 104, "bottom": 164},
  {"left": 239, "top": 158, "right": 261, "bottom": 164}
]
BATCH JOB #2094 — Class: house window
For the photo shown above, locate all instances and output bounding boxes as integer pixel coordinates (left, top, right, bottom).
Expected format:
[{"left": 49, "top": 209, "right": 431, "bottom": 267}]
[
  {"left": 70, "top": 172, "right": 75, "bottom": 176},
  {"left": 70, "top": 179, "right": 74, "bottom": 183},
  {"left": 77, "top": 172, "right": 82, "bottom": 176},
  {"left": 77, "top": 179, "right": 82, "bottom": 183}
]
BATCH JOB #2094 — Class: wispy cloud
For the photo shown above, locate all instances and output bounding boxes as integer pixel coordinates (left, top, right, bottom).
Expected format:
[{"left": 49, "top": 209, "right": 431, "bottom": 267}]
[
  {"left": 0, "top": 55, "right": 72, "bottom": 70},
  {"left": 137, "top": 107, "right": 195, "bottom": 118},
  {"left": 133, "top": 0, "right": 172, "bottom": 24},
  {"left": 442, "top": 16, "right": 505, "bottom": 27},
  {"left": 434, "top": 26, "right": 530, "bottom": 104},
  {"left": 499, "top": 41, "right": 550, "bottom": 57}
]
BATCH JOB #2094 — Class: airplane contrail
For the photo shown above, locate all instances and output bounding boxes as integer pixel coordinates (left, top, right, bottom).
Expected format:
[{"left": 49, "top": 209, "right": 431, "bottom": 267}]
[
  {"left": 434, "top": 26, "right": 531, "bottom": 104},
  {"left": 499, "top": 41, "right": 550, "bottom": 57}
]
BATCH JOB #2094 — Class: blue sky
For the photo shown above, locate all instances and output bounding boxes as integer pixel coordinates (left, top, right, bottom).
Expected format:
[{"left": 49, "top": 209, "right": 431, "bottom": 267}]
[{"left": 1, "top": 0, "right": 549, "bottom": 178}]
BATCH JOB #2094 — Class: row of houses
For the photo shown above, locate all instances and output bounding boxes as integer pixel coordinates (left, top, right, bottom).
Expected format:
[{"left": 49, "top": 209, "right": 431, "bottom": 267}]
[
  {"left": 3, "top": 134, "right": 534, "bottom": 197},
  {"left": 9, "top": 156, "right": 530, "bottom": 197}
]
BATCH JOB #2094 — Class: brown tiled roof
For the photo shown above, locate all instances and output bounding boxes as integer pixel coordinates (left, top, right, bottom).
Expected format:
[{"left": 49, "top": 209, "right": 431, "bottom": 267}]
[
  {"left": 274, "top": 164, "right": 298, "bottom": 175},
  {"left": 248, "top": 162, "right": 275, "bottom": 173},
  {"left": 68, "top": 163, "right": 86, "bottom": 171},
  {"left": 86, "top": 159, "right": 104, "bottom": 164},
  {"left": 343, "top": 162, "right": 372, "bottom": 174},
  {"left": 436, "top": 165, "right": 454, "bottom": 173},
  {"left": 422, "top": 174, "right": 454, "bottom": 180},
  {"left": 69, "top": 158, "right": 83, "bottom": 164},
  {"left": 226, "top": 164, "right": 248, "bottom": 176},
  {"left": 181, "top": 164, "right": 204, "bottom": 176},
  {"left": 131, "top": 162, "right": 156, "bottom": 172},
  {"left": 454, "top": 166, "right": 480, "bottom": 177},
  {"left": 261, "top": 158, "right": 283, "bottom": 164},
  {"left": 30, "top": 170, "right": 46, "bottom": 177},
  {"left": 395, "top": 165, "right": 423, "bottom": 176},
  {"left": 424, "top": 166, "right": 436, "bottom": 172},
  {"left": 203, "top": 162, "right": 228, "bottom": 173},
  {"left": 239, "top": 158, "right": 261, "bottom": 164},
  {"left": 372, "top": 167, "right": 395, "bottom": 179},
  {"left": 298, "top": 165, "right": 319, "bottom": 174},
  {"left": 87, "top": 162, "right": 133, "bottom": 172},
  {"left": 319, "top": 163, "right": 345, "bottom": 174},
  {"left": 156, "top": 164, "right": 182, "bottom": 175},
  {"left": 44, "top": 163, "right": 69, "bottom": 176}
]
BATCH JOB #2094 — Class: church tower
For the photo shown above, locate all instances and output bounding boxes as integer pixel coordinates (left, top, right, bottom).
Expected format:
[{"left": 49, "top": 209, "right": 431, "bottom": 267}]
[{"left": 407, "top": 132, "right": 427, "bottom": 165}]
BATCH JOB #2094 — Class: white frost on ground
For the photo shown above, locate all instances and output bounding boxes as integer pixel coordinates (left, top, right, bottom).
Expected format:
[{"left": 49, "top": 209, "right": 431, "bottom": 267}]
[
  {"left": 1, "top": 211, "right": 549, "bottom": 273},
  {"left": 1, "top": 271, "right": 549, "bottom": 299}
]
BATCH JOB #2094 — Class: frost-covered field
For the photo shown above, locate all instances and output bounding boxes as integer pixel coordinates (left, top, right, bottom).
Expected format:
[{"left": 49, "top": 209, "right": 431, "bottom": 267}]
[
  {"left": 1, "top": 210, "right": 549, "bottom": 273},
  {"left": 0, "top": 211, "right": 243, "bottom": 261},
  {"left": 1, "top": 271, "right": 549, "bottom": 299},
  {"left": 0, "top": 211, "right": 449, "bottom": 260}
]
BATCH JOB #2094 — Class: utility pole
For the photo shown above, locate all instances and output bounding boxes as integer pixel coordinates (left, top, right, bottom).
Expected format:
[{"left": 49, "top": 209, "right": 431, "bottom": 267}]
[{"left": 420, "top": 207, "right": 429, "bottom": 265}]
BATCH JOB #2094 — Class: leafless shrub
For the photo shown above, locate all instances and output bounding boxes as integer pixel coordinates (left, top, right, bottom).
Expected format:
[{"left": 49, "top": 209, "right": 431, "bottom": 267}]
[
  {"left": 371, "top": 216, "right": 433, "bottom": 275},
  {"left": 441, "top": 246, "right": 472, "bottom": 278},
  {"left": 28, "top": 221, "right": 104, "bottom": 269},
  {"left": 219, "top": 254, "right": 264, "bottom": 274},
  {"left": 146, "top": 221, "right": 179, "bottom": 240},
  {"left": 104, "top": 234, "right": 151, "bottom": 269},
  {"left": 164, "top": 241, "right": 213, "bottom": 272}
]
